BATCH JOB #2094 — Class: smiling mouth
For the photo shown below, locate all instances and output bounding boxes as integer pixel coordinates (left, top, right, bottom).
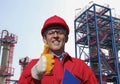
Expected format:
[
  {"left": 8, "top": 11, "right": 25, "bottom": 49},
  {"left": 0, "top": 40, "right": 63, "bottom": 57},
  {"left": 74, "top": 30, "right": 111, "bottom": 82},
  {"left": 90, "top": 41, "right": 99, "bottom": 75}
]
[{"left": 52, "top": 40, "right": 60, "bottom": 45}]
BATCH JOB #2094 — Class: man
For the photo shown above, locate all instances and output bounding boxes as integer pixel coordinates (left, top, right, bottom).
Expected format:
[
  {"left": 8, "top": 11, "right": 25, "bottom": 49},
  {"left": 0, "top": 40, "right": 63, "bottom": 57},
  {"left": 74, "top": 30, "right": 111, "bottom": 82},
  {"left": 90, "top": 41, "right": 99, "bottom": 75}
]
[{"left": 18, "top": 15, "right": 98, "bottom": 84}]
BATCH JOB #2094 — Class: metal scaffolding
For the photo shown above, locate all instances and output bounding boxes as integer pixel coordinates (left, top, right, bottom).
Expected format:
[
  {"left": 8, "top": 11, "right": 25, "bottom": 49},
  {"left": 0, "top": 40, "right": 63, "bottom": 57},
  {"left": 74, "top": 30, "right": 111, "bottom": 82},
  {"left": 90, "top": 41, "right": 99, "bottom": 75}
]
[{"left": 74, "top": 3, "right": 120, "bottom": 84}]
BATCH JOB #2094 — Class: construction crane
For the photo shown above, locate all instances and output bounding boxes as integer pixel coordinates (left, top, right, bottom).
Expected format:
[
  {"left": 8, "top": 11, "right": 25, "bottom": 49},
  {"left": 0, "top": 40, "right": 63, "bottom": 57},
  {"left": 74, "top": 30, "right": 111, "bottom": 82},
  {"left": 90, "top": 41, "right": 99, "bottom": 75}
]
[
  {"left": 74, "top": 2, "right": 120, "bottom": 84},
  {"left": 0, "top": 30, "right": 17, "bottom": 84}
]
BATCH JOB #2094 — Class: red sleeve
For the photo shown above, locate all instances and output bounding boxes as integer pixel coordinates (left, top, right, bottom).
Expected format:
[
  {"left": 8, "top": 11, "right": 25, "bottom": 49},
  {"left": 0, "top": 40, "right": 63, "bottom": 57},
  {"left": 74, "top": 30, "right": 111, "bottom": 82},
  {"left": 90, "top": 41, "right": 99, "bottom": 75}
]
[{"left": 18, "top": 59, "right": 40, "bottom": 84}]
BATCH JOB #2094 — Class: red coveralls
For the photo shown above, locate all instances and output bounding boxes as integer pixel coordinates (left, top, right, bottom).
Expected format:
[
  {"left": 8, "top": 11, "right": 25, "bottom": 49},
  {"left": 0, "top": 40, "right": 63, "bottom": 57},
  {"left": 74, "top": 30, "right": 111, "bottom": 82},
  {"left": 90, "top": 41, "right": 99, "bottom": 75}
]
[{"left": 18, "top": 53, "right": 98, "bottom": 84}]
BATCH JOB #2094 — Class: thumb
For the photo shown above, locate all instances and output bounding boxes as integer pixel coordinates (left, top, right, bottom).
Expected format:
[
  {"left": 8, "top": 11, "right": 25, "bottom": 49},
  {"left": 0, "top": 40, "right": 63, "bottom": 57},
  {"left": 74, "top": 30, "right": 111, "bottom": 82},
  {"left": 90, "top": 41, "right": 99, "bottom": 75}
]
[{"left": 41, "top": 44, "right": 49, "bottom": 55}]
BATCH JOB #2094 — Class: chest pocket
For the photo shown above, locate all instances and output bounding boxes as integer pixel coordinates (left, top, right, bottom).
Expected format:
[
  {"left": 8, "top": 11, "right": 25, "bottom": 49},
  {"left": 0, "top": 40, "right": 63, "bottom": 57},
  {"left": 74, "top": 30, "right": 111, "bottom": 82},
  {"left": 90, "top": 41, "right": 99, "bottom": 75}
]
[{"left": 41, "top": 74, "right": 53, "bottom": 84}]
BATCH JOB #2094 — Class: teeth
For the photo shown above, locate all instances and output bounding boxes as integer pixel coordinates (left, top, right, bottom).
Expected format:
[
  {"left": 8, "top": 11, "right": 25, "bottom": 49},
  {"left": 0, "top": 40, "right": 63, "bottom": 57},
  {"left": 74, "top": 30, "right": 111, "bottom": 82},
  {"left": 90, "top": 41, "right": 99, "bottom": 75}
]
[
  {"left": 54, "top": 41, "right": 59, "bottom": 43},
  {"left": 54, "top": 41, "right": 59, "bottom": 45}
]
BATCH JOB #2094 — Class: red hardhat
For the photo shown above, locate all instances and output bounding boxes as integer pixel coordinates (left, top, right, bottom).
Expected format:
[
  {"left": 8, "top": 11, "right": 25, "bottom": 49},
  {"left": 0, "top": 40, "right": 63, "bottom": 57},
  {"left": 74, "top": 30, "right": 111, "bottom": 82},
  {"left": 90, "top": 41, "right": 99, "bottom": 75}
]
[{"left": 41, "top": 15, "right": 70, "bottom": 36}]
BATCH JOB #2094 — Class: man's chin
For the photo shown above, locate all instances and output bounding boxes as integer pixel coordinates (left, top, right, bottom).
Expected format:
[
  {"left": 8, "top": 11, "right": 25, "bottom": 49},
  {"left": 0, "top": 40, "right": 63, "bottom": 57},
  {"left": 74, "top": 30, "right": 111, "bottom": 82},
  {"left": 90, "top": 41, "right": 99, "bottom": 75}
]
[
  {"left": 51, "top": 47, "right": 61, "bottom": 51},
  {"left": 52, "top": 48, "right": 60, "bottom": 51}
]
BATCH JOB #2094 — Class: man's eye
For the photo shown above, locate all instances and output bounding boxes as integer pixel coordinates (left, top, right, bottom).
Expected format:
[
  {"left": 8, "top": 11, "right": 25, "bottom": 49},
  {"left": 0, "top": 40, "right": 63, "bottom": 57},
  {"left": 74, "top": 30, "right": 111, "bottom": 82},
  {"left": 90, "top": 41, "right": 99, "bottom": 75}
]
[
  {"left": 47, "top": 29, "right": 66, "bottom": 35},
  {"left": 48, "top": 31, "right": 54, "bottom": 34}
]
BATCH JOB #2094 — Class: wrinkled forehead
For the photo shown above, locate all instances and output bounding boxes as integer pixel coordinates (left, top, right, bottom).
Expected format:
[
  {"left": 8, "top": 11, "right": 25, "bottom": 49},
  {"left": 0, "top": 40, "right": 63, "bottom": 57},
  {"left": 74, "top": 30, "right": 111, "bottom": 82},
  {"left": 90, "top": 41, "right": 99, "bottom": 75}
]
[
  {"left": 43, "top": 25, "right": 66, "bottom": 34},
  {"left": 46, "top": 25, "right": 65, "bottom": 31}
]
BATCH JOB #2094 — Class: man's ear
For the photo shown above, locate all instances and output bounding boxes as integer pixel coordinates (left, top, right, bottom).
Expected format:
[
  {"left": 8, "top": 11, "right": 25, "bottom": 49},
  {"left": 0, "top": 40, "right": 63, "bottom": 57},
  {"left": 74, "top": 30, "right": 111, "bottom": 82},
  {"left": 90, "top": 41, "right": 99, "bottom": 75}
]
[
  {"left": 65, "top": 35, "right": 68, "bottom": 42},
  {"left": 43, "top": 36, "right": 47, "bottom": 44}
]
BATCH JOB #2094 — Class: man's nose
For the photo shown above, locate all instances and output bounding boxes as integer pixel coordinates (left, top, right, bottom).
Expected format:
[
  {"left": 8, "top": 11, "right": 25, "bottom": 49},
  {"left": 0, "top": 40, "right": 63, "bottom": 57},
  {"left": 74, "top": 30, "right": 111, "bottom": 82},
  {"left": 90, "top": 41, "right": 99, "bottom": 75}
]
[{"left": 53, "top": 32, "right": 59, "bottom": 37}]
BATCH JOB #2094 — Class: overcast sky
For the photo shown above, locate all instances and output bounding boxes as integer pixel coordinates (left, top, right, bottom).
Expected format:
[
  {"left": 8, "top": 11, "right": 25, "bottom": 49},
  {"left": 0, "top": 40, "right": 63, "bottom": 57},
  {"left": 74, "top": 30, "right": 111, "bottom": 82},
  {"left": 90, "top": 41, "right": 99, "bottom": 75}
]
[{"left": 0, "top": 0, "right": 120, "bottom": 81}]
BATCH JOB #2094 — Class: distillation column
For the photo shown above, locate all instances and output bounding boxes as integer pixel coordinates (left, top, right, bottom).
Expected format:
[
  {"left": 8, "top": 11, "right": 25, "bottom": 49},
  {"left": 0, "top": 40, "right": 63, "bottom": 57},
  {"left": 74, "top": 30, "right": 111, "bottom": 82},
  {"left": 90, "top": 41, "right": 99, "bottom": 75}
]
[
  {"left": 0, "top": 30, "right": 17, "bottom": 84},
  {"left": 0, "top": 43, "right": 10, "bottom": 83}
]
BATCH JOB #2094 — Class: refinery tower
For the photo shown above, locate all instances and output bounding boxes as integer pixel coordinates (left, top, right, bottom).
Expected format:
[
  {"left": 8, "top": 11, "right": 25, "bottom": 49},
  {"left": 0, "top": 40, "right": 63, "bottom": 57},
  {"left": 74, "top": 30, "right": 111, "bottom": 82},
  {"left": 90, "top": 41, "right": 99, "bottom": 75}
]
[{"left": 0, "top": 30, "right": 17, "bottom": 84}]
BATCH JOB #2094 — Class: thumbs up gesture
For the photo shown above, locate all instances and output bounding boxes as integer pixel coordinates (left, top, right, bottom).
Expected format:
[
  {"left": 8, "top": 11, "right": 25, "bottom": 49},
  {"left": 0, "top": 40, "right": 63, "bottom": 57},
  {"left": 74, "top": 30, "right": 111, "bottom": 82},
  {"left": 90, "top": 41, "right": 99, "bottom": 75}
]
[
  {"left": 41, "top": 44, "right": 55, "bottom": 74},
  {"left": 31, "top": 44, "right": 55, "bottom": 80}
]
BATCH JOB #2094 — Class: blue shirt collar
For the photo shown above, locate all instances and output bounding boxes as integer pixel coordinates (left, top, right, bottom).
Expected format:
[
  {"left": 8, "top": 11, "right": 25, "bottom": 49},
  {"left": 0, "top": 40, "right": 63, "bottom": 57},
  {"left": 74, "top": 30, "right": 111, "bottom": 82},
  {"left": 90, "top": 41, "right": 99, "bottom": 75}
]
[{"left": 49, "top": 51, "right": 66, "bottom": 61}]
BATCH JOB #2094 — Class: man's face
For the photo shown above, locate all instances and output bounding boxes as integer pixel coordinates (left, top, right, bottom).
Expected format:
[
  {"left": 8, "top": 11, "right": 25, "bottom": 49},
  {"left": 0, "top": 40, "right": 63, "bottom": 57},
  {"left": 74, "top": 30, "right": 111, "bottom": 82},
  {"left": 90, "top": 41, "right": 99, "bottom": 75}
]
[{"left": 43, "top": 25, "right": 68, "bottom": 52}]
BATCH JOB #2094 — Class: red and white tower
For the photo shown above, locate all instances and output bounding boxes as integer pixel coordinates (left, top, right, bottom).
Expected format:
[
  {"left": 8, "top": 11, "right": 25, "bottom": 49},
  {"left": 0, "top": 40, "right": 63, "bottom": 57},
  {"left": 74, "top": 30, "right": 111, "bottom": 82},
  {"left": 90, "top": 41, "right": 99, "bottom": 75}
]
[{"left": 0, "top": 30, "right": 17, "bottom": 84}]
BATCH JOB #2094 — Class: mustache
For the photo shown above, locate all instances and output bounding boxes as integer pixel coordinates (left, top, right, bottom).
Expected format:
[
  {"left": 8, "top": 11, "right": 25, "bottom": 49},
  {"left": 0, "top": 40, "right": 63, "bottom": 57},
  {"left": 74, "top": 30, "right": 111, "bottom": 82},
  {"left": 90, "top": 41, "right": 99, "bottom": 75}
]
[{"left": 52, "top": 37, "right": 60, "bottom": 41}]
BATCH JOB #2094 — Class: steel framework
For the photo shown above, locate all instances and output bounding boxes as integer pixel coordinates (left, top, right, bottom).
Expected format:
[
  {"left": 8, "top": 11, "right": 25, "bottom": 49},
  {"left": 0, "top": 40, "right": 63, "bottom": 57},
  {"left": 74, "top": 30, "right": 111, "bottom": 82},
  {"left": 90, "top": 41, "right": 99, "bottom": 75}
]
[{"left": 74, "top": 3, "right": 120, "bottom": 84}]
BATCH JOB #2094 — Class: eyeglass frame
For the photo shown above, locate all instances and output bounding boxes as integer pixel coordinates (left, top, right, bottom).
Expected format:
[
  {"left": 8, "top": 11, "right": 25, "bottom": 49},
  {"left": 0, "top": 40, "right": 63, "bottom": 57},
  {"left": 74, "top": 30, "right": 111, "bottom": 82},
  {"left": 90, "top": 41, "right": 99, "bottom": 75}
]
[{"left": 43, "top": 26, "right": 67, "bottom": 36}]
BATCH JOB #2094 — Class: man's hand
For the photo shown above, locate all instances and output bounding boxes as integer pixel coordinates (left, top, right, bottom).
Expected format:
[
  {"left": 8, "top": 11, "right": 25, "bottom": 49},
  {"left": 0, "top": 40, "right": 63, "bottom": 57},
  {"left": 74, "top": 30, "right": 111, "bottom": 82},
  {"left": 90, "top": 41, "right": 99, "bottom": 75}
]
[
  {"left": 31, "top": 44, "right": 55, "bottom": 80},
  {"left": 41, "top": 44, "right": 55, "bottom": 74}
]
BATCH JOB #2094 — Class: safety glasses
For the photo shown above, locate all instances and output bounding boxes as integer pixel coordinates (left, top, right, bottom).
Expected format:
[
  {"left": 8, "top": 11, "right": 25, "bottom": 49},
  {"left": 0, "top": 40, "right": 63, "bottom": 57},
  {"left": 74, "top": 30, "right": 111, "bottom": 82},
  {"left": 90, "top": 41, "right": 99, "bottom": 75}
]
[{"left": 45, "top": 28, "right": 67, "bottom": 35}]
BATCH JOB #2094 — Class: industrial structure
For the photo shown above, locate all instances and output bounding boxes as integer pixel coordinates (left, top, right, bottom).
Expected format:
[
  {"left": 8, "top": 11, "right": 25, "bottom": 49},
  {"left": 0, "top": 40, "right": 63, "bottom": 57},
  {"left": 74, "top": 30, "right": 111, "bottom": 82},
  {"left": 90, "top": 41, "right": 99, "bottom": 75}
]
[
  {"left": 74, "top": 2, "right": 120, "bottom": 84},
  {"left": 19, "top": 56, "right": 30, "bottom": 73},
  {"left": 0, "top": 2, "right": 120, "bottom": 84},
  {"left": 0, "top": 30, "right": 17, "bottom": 84}
]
